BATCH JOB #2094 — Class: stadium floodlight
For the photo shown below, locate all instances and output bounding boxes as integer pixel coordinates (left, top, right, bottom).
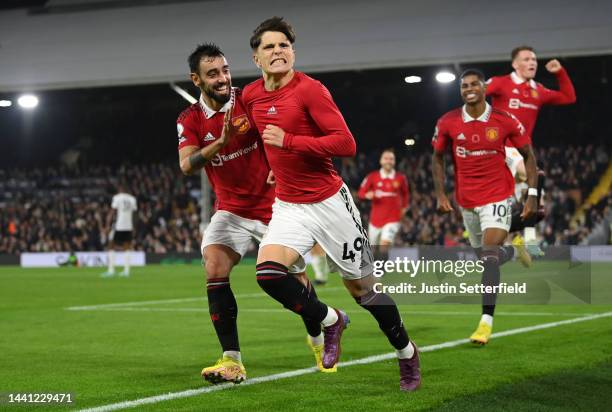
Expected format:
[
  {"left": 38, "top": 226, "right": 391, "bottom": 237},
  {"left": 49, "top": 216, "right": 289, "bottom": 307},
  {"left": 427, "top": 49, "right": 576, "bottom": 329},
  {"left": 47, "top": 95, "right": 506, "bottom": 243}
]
[
  {"left": 0, "top": 100, "right": 12, "bottom": 107},
  {"left": 435, "top": 71, "right": 456, "bottom": 83},
  {"left": 404, "top": 138, "right": 416, "bottom": 146},
  {"left": 17, "top": 94, "right": 39, "bottom": 109},
  {"left": 404, "top": 76, "right": 422, "bottom": 84}
]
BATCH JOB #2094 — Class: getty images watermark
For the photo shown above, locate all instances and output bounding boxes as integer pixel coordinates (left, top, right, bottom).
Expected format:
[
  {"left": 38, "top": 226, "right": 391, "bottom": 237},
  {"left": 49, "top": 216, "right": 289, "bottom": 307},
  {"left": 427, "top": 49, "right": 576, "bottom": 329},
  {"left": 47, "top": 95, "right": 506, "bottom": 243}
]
[
  {"left": 364, "top": 245, "right": 594, "bottom": 305},
  {"left": 371, "top": 257, "right": 527, "bottom": 295}
]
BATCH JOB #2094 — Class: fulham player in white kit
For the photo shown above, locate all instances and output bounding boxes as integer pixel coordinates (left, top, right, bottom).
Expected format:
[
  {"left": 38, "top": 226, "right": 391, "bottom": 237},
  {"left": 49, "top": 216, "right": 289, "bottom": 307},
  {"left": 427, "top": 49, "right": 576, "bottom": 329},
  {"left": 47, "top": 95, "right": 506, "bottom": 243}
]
[{"left": 102, "top": 186, "right": 137, "bottom": 277}]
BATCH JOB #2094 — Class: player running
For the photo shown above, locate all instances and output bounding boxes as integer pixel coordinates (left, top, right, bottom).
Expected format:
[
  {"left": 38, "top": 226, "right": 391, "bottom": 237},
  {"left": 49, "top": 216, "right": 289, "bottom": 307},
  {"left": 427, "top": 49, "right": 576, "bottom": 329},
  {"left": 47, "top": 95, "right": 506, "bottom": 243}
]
[
  {"left": 177, "top": 43, "right": 330, "bottom": 385},
  {"left": 488, "top": 45, "right": 576, "bottom": 246},
  {"left": 243, "top": 17, "right": 420, "bottom": 391},
  {"left": 101, "top": 184, "right": 137, "bottom": 277},
  {"left": 358, "top": 149, "right": 409, "bottom": 259},
  {"left": 432, "top": 69, "right": 539, "bottom": 345}
]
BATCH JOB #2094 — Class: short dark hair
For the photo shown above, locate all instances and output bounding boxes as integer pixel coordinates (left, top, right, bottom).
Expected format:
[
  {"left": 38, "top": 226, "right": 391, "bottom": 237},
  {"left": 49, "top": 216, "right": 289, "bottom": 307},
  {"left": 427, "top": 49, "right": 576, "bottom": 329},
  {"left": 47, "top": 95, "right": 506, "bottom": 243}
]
[
  {"left": 188, "top": 43, "right": 224, "bottom": 74},
  {"left": 460, "top": 69, "right": 486, "bottom": 83},
  {"left": 381, "top": 148, "right": 395, "bottom": 156},
  {"left": 250, "top": 16, "right": 296, "bottom": 50},
  {"left": 511, "top": 45, "right": 535, "bottom": 61}
]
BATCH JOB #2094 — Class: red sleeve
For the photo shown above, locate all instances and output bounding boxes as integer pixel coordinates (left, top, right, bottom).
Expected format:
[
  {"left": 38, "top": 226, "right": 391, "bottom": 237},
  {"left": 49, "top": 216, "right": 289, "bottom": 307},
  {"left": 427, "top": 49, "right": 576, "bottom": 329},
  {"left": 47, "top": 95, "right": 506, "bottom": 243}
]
[
  {"left": 400, "top": 174, "right": 409, "bottom": 208},
  {"left": 283, "top": 81, "right": 356, "bottom": 158},
  {"left": 177, "top": 109, "right": 200, "bottom": 150},
  {"left": 506, "top": 113, "right": 531, "bottom": 148},
  {"left": 431, "top": 118, "right": 451, "bottom": 153},
  {"left": 357, "top": 173, "right": 374, "bottom": 200},
  {"left": 540, "top": 68, "right": 576, "bottom": 105},
  {"left": 485, "top": 76, "right": 501, "bottom": 97}
]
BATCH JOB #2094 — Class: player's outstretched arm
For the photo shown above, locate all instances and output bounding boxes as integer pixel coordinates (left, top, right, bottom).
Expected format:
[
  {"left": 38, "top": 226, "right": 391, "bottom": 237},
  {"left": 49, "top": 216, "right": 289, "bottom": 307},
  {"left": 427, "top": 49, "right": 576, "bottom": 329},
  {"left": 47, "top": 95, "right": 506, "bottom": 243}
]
[
  {"left": 517, "top": 144, "right": 538, "bottom": 220},
  {"left": 432, "top": 151, "right": 453, "bottom": 213},
  {"left": 178, "top": 108, "right": 235, "bottom": 175},
  {"left": 542, "top": 59, "right": 576, "bottom": 105}
]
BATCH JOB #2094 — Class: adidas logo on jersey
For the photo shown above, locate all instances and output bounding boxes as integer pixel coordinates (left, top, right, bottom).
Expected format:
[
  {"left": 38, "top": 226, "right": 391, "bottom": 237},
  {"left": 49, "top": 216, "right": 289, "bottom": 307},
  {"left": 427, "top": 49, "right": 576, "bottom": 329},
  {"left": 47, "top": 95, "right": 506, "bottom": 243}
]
[
  {"left": 267, "top": 106, "right": 277, "bottom": 115},
  {"left": 203, "top": 132, "right": 216, "bottom": 141},
  {"left": 457, "top": 133, "right": 466, "bottom": 140},
  {"left": 512, "top": 88, "right": 520, "bottom": 94}
]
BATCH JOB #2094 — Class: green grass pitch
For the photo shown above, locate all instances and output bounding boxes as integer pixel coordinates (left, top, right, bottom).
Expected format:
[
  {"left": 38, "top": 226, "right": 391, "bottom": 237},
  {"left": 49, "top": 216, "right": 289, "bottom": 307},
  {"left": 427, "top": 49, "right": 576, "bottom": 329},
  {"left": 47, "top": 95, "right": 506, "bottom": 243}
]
[{"left": 1, "top": 262, "right": 611, "bottom": 411}]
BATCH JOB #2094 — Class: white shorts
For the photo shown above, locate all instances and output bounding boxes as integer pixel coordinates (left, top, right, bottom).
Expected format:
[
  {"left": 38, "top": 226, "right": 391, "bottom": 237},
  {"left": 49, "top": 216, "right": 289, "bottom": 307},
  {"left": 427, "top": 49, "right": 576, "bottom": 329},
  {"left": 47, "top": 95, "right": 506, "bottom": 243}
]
[
  {"left": 461, "top": 197, "right": 512, "bottom": 248},
  {"left": 260, "top": 184, "right": 373, "bottom": 280},
  {"left": 201, "top": 210, "right": 306, "bottom": 273},
  {"left": 368, "top": 222, "right": 400, "bottom": 245}
]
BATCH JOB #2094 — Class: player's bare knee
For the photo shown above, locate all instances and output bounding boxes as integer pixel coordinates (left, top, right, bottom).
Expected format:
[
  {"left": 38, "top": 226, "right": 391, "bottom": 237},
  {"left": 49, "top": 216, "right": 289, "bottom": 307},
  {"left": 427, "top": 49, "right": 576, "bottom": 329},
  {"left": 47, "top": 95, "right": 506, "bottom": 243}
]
[
  {"left": 203, "top": 254, "right": 233, "bottom": 279},
  {"left": 257, "top": 244, "right": 299, "bottom": 268}
]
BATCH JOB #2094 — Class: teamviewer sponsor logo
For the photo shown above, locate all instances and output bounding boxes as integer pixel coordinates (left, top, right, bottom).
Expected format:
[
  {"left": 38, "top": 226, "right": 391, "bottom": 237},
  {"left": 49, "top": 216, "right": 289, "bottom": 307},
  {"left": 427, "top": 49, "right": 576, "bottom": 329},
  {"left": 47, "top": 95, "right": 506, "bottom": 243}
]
[
  {"left": 509, "top": 98, "right": 538, "bottom": 110},
  {"left": 455, "top": 146, "right": 497, "bottom": 158},
  {"left": 210, "top": 141, "right": 259, "bottom": 167}
]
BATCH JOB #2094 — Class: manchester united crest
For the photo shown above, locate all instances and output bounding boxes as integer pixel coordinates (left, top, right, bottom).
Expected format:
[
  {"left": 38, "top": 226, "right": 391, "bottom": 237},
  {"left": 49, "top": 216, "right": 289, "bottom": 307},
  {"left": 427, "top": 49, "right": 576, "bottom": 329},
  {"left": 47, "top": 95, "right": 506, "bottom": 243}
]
[
  {"left": 485, "top": 127, "right": 499, "bottom": 142},
  {"left": 530, "top": 89, "right": 539, "bottom": 98},
  {"left": 232, "top": 114, "right": 251, "bottom": 134}
]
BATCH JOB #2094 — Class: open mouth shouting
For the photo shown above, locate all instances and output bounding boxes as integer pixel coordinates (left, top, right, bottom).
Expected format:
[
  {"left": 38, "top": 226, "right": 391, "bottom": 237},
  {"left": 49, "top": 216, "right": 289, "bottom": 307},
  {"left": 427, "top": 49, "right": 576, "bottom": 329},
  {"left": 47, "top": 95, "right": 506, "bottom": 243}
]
[{"left": 270, "top": 57, "right": 287, "bottom": 67}]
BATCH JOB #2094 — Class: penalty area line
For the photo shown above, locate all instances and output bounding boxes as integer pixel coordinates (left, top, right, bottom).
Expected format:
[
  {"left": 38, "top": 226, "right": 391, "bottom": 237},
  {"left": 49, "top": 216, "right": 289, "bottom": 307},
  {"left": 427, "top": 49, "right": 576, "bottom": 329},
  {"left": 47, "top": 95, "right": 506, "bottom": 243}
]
[{"left": 77, "top": 311, "right": 612, "bottom": 412}]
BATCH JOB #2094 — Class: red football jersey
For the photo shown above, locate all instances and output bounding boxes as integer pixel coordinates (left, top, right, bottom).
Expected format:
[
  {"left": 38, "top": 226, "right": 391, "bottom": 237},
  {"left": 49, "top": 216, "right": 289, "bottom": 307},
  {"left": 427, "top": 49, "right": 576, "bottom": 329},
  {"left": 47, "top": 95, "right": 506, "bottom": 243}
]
[
  {"left": 486, "top": 68, "right": 576, "bottom": 144},
  {"left": 177, "top": 88, "right": 274, "bottom": 223},
  {"left": 432, "top": 103, "right": 530, "bottom": 208},
  {"left": 358, "top": 170, "right": 409, "bottom": 227},
  {"left": 242, "top": 71, "right": 356, "bottom": 204}
]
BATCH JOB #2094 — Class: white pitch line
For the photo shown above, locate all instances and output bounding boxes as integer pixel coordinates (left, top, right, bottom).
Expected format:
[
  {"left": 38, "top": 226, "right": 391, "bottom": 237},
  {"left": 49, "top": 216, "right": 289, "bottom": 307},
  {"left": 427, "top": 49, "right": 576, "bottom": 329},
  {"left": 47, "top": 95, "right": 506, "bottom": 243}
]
[
  {"left": 85, "top": 307, "right": 598, "bottom": 318},
  {"left": 66, "top": 297, "right": 205, "bottom": 311},
  {"left": 239, "top": 309, "right": 597, "bottom": 317},
  {"left": 77, "top": 311, "right": 612, "bottom": 412},
  {"left": 66, "top": 288, "right": 345, "bottom": 311}
]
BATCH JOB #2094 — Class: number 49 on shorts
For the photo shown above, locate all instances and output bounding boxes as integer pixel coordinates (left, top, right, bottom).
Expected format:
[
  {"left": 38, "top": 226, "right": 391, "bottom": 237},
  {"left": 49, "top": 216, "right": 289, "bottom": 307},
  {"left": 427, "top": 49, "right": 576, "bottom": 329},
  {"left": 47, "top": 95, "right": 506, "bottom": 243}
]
[{"left": 342, "top": 237, "right": 364, "bottom": 262}]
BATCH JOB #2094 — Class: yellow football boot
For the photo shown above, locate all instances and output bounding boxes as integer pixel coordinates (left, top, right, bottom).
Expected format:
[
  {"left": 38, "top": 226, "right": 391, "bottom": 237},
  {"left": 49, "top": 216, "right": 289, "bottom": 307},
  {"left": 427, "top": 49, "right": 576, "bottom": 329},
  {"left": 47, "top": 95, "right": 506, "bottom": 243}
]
[
  {"left": 201, "top": 356, "right": 246, "bottom": 384},
  {"left": 469, "top": 321, "right": 493, "bottom": 345},
  {"left": 307, "top": 336, "right": 337, "bottom": 373},
  {"left": 512, "top": 235, "right": 532, "bottom": 268}
]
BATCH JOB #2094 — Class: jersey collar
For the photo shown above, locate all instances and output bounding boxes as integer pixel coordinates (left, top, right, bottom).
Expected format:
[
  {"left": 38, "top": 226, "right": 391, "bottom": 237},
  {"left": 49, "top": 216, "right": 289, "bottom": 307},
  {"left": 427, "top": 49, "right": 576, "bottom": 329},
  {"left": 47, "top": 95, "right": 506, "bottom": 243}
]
[
  {"left": 379, "top": 168, "right": 396, "bottom": 179},
  {"left": 199, "top": 88, "right": 235, "bottom": 119},
  {"left": 510, "top": 71, "right": 537, "bottom": 89},
  {"left": 462, "top": 102, "right": 492, "bottom": 123}
]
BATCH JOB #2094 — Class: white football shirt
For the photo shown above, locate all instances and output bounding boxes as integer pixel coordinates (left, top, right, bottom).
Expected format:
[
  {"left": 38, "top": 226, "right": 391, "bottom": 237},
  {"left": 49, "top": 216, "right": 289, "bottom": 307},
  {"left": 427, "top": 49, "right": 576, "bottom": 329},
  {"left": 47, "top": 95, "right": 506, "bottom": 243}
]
[{"left": 112, "top": 193, "right": 137, "bottom": 231}]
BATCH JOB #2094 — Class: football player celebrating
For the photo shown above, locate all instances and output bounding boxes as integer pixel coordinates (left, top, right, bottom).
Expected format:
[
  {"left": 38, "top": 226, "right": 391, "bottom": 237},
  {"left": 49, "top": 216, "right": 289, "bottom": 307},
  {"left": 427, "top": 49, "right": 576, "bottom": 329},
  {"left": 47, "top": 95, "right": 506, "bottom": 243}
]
[
  {"left": 244, "top": 17, "right": 420, "bottom": 391},
  {"left": 177, "top": 43, "right": 330, "bottom": 384},
  {"left": 432, "top": 69, "right": 539, "bottom": 345},
  {"left": 488, "top": 46, "right": 576, "bottom": 246}
]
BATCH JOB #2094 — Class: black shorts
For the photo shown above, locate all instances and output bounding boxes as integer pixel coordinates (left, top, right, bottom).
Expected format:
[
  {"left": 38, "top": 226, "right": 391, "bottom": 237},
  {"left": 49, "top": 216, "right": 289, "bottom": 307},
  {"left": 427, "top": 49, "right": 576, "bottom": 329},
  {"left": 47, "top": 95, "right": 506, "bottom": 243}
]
[{"left": 113, "top": 230, "right": 133, "bottom": 243}]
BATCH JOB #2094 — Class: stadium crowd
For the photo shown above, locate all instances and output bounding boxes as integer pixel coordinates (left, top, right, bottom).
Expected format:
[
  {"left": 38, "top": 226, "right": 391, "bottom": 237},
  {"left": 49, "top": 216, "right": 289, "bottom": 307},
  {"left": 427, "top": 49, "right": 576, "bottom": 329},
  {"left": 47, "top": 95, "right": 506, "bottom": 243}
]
[
  {"left": 0, "top": 164, "right": 201, "bottom": 254},
  {"left": 0, "top": 143, "right": 609, "bottom": 254}
]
